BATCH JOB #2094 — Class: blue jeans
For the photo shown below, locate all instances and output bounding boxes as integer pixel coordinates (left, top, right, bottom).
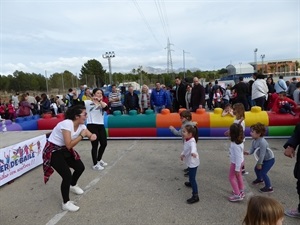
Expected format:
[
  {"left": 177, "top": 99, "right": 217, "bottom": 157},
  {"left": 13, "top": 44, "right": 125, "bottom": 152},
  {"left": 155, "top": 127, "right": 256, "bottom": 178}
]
[
  {"left": 188, "top": 167, "right": 198, "bottom": 194},
  {"left": 255, "top": 158, "right": 275, "bottom": 188},
  {"left": 154, "top": 106, "right": 164, "bottom": 114}
]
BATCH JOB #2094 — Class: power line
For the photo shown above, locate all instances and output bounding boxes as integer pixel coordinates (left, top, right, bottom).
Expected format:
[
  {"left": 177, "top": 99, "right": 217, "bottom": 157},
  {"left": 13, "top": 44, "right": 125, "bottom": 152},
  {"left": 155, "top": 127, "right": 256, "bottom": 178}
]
[{"left": 131, "top": 0, "right": 163, "bottom": 48}]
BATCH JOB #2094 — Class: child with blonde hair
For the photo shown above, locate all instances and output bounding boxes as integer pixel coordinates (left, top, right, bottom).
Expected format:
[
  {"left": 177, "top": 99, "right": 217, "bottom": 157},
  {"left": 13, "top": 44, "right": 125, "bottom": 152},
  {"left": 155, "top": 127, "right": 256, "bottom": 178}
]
[{"left": 243, "top": 195, "right": 284, "bottom": 225}]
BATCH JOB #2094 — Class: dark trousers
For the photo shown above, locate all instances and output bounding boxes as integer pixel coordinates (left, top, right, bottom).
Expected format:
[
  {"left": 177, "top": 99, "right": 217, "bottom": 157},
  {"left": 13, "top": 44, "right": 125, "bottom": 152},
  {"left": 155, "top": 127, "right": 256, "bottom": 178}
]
[
  {"left": 50, "top": 150, "right": 85, "bottom": 203},
  {"left": 188, "top": 167, "right": 198, "bottom": 195},
  {"left": 254, "top": 96, "right": 266, "bottom": 110},
  {"left": 87, "top": 124, "right": 107, "bottom": 165}
]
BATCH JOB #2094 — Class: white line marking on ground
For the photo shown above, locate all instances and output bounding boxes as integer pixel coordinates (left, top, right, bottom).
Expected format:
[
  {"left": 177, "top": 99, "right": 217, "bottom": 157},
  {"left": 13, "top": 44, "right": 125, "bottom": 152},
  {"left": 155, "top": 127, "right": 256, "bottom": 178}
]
[{"left": 45, "top": 140, "right": 138, "bottom": 225}]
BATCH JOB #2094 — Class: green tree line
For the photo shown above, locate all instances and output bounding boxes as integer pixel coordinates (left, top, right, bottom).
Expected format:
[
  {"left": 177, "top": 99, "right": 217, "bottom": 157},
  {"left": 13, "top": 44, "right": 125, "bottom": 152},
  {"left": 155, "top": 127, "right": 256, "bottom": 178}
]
[{"left": 0, "top": 59, "right": 227, "bottom": 93}]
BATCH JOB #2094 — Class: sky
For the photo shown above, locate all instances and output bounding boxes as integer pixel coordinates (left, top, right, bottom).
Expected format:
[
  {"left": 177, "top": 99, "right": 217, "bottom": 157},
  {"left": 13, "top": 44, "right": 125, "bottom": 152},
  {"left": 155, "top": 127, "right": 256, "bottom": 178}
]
[{"left": 1, "top": 0, "right": 299, "bottom": 76}]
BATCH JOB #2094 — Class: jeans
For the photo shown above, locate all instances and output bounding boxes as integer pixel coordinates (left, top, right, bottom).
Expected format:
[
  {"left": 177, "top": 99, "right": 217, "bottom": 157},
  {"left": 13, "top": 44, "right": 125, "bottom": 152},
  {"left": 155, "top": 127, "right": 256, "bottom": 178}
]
[
  {"left": 154, "top": 106, "right": 164, "bottom": 114},
  {"left": 229, "top": 162, "right": 244, "bottom": 195},
  {"left": 188, "top": 167, "right": 198, "bottom": 195},
  {"left": 255, "top": 158, "right": 275, "bottom": 188}
]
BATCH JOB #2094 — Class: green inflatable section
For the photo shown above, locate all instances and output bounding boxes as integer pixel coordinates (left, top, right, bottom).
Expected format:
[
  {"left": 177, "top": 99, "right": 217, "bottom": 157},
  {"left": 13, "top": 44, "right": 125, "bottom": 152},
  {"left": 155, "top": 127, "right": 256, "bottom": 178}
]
[
  {"left": 268, "top": 126, "right": 295, "bottom": 136},
  {"left": 107, "top": 110, "right": 156, "bottom": 128}
]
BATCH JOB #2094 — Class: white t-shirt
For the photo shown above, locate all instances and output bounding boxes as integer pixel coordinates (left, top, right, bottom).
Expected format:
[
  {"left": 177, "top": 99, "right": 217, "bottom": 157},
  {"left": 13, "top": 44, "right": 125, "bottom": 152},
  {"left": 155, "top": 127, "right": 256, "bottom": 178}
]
[
  {"left": 84, "top": 100, "right": 105, "bottom": 125},
  {"left": 181, "top": 138, "right": 200, "bottom": 168},
  {"left": 48, "top": 119, "right": 86, "bottom": 146},
  {"left": 229, "top": 141, "right": 244, "bottom": 171}
]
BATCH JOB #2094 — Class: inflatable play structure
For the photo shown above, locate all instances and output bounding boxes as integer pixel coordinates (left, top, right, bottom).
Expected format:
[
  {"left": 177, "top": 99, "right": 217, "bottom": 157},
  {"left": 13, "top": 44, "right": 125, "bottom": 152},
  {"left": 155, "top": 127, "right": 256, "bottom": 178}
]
[{"left": 1, "top": 106, "right": 299, "bottom": 139}]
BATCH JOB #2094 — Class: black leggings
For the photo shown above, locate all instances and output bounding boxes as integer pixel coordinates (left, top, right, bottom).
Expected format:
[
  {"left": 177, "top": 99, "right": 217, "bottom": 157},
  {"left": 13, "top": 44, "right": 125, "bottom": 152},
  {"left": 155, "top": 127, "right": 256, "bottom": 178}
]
[
  {"left": 87, "top": 124, "right": 107, "bottom": 165},
  {"left": 50, "top": 150, "right": 85, "bottom": 203}
]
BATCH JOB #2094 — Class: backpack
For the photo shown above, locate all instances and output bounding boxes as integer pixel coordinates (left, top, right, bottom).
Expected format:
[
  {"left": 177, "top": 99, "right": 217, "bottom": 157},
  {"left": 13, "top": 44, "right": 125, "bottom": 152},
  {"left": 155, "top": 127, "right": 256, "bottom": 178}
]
[{"left": 65, "top": 94, "right": 74, "bottom": 107}]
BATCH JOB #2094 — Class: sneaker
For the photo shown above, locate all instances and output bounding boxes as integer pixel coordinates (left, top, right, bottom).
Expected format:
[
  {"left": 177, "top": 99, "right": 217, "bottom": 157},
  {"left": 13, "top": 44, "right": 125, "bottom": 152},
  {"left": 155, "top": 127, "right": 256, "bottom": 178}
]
[
  {"left": 70, "top": 185, "right": 84, "bottom": 195},
  {"left": 62, "top": 201, "right": 80, "bottom": 212},
  {"left": 228, "top": 194, "right": 243, "bottom": 202},
  {"left": 99, "top": 160, "right": 108, "bottom": 167},
  {"left": 232, "top": 191, "right": 246, "bottom": 198},
  {"left": 92, "top": 164, "right": 104, "bottom": 171},
  {"left": 187, "top": 195, "right": 199, "bottom": 204},
  {"left": 285, "top": 208, "right": 300, "bottom": 218},
  {"left": 252, "top": 179, "right": 264, "bottom": 185},
  {"left": 184, "top": 182, "right": 192, "bottom": 188},
  {"left": 259, "top": 187, "right": 273, "bottom": 193},
  {"left": 183, "top": 168, "right": 189, "bottom": 172}
]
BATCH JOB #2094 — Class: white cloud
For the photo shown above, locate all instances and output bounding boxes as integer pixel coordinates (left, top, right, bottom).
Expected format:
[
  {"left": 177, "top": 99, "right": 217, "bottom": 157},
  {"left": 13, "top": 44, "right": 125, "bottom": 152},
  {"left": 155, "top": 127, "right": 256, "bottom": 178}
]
[{"left": 1, "top": 0, "right": 299, "bottom": 76}]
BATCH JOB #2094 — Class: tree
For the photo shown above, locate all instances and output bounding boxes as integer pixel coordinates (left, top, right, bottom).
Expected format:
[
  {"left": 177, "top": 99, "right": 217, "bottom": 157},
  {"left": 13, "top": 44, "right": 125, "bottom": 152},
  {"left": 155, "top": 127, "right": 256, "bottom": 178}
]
[{"left": 80, "top": 59, "right": 106, "bottom": 87}]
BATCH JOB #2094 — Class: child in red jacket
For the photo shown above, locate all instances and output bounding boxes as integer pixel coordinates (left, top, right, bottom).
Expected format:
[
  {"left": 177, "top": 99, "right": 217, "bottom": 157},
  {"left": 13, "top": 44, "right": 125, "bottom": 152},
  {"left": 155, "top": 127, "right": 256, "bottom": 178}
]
[{"left": 272, "top": 91, "right": 297, "bottom": 116}]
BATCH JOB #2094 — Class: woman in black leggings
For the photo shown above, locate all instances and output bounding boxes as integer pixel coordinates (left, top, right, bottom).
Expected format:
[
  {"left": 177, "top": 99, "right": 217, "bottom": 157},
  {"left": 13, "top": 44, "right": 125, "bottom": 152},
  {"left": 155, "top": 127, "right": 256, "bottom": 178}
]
[
  {"left": 84, "top": 88, "right": 109, "bottom": 170},
  {"left": 43, "top": 105, "right": 96, "bottom": 212}
]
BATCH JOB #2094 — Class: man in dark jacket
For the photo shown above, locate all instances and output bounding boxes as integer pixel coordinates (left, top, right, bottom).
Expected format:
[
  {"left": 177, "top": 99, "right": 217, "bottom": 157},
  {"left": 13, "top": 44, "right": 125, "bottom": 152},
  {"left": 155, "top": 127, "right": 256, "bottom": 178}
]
[
  {"left": 124, "top": 85, "right": 139, "bottom": 113},
  {"left": 173, "top": 77, "right": 186, "bottom": 112},
  {"left": 191, "top": 77, "right": 206, "bottom": 112},
  {"left": 283, "top": 123, "right": 300, "bottom": 219},
  {"left": 231, "top": 76, "right": 249, "bottom": 110}
]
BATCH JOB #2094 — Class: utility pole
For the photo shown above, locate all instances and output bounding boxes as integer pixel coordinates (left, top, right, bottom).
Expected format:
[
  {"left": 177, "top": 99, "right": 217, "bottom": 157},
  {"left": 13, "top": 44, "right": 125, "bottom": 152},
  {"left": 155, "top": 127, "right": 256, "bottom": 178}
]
[
  {"left": 165, "top": 38, "right": 174, "bottom": 77},
  {"left": 261, "top": 54, "right": 265, "bottom": 74},
  {"left": 254, "top": 48, "right": 258, "bottom": 73},
  {"left": 45, "top": 70, "right": 49, "bottom": 94},
  {"left": 102, "top": 51, "right": 115, "bottom": 85},
  {"left": 183, "top": 50, "right": 189, "bottom": 79}
]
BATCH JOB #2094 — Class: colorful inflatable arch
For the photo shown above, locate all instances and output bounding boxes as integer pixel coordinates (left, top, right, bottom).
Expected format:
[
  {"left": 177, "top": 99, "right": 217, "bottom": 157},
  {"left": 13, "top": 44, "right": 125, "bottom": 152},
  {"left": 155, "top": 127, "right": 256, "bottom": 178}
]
[{"left": 1, "top": 106, "right": 298, "bottom": 139}]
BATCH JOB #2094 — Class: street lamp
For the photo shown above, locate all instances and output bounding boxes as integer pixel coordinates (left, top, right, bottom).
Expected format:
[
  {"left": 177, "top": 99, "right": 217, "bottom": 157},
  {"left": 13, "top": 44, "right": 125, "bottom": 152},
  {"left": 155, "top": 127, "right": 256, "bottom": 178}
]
[
  {"left": 261, "top": 54, "right": 265, "bottom": 74},
  {"left": 102, "top": 51, "right": 115, "bottom": 85},
  {"left": 254, "top": 48, "right": 258, "bottom": 73}
]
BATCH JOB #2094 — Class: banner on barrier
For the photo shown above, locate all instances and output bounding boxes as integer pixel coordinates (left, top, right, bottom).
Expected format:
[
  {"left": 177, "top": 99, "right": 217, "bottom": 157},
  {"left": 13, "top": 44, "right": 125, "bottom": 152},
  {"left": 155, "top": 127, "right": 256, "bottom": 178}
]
[{"left": 0, "top": 134, "right": 46, "bottom": 186}]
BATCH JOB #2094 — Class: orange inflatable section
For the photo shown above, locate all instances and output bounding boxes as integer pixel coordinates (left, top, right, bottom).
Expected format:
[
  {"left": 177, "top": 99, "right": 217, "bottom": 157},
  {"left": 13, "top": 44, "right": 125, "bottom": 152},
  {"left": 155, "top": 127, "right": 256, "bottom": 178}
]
[{"left": 156, "top": 108, "right": 210, "bottom": 128}]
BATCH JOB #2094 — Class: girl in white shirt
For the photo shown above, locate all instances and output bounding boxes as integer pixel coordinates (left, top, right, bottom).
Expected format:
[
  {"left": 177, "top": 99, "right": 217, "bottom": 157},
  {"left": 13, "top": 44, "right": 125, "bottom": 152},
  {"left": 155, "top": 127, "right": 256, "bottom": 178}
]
[
  {"left": 228, "top": 123, "right": 245, "bottom": 202},
  {"left": 180, "top": 124, "right": 200, "bottom": 204},
  {"left": 84, "top": 88, "right": 109, "bottom": 171},
  {"left": 43, "top": 105, "right": 97, "bottom": 212}
]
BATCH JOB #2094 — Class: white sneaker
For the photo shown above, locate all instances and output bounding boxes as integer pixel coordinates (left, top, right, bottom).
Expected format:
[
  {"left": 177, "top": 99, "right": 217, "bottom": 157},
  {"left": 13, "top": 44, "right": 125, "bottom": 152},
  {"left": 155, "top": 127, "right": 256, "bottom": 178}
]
[
  {"left": 62, "top": 201, "right": 80, "bottom": 212},
  {"left": 99, "top": 160, "right": 108, "bottom": 167},
  {"left": 70, "top": 184, "right": 84, "bottom": 195},
  {"left": 92, "top": 164, "right": 104, "bottom": 171}
]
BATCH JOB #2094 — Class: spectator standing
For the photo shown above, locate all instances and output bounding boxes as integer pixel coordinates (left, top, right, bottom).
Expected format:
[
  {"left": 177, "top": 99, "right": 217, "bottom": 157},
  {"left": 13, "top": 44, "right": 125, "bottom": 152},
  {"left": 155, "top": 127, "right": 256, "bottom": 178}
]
[
  {"left": 190, "top": 77, "right": 206, "bottom": 112},
  {"left": 293, "top": 82, "right": 300, "bottom": 106},
  {"left": 173, "top": 77, "right": 186, "bottom": 112},
  {"left": 266, "top": 76, "right": 277, "bottom": 110},
  {"left": 40, "top": 93, "right": 51, "bottom": 115},
  {"left": 231, "top": 77, "right": 249, "bottom": 111},
  {"left": 283, "top": 123, "right": 300, "bottom": 219},
  {"left": 251, "top": 73, "right": 268, "bottom": 110},
  {"left": 150, "top": 82, "right": 168, "bottom": 113},
  {"left": 287, "top": 77, "right": 298, "bottom": 100},
  {"left": 274, "top": 75, "right": 287, "bottom": 93},
  {"left": 82, "top": 88, "right": 92, "bottom": 101},
  {"left": 11, "top": 92, "right": 19, "bottom": 110},
  {"left": 139, "top": 85, "right": 151, "bottom": 114},
  {"left": 17, "top": 93, "right": 32, "bottom": 117},
  {"left": 185, "top": 84, "right": 192, "bottom": 111},
  {"left": 109, "top": 84, "right": 124, "bottom": 114},
  {"left": 124, "top": 85, "right": 139, "bottom": 113}
]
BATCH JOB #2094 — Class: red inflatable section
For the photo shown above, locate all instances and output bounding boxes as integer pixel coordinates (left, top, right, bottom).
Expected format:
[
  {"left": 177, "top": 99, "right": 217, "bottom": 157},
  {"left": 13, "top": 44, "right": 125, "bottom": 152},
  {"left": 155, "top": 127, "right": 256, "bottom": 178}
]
[
  {"left": 37, "top": 113, "right": 65, "bottom": 130},
  {"left": 268, "top": 111, "right": 300, "bottom": 126},
  {"left": 108, "top": 128, "right": 157, "bottom": 137}
]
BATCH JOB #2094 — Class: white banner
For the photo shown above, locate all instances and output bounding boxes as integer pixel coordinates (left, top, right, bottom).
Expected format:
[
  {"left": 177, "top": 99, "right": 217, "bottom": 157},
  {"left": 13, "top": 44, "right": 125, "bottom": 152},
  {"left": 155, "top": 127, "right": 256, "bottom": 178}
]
[{"left": 0, "top": 134, "right": 47, "bottom": 186}]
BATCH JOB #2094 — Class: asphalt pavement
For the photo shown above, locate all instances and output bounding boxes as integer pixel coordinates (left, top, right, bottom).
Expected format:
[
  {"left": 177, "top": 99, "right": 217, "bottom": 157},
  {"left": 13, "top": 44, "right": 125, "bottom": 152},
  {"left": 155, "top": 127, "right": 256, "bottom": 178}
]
[{"left": 0, "top": 138, "right": 299, "bottom": 225}]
